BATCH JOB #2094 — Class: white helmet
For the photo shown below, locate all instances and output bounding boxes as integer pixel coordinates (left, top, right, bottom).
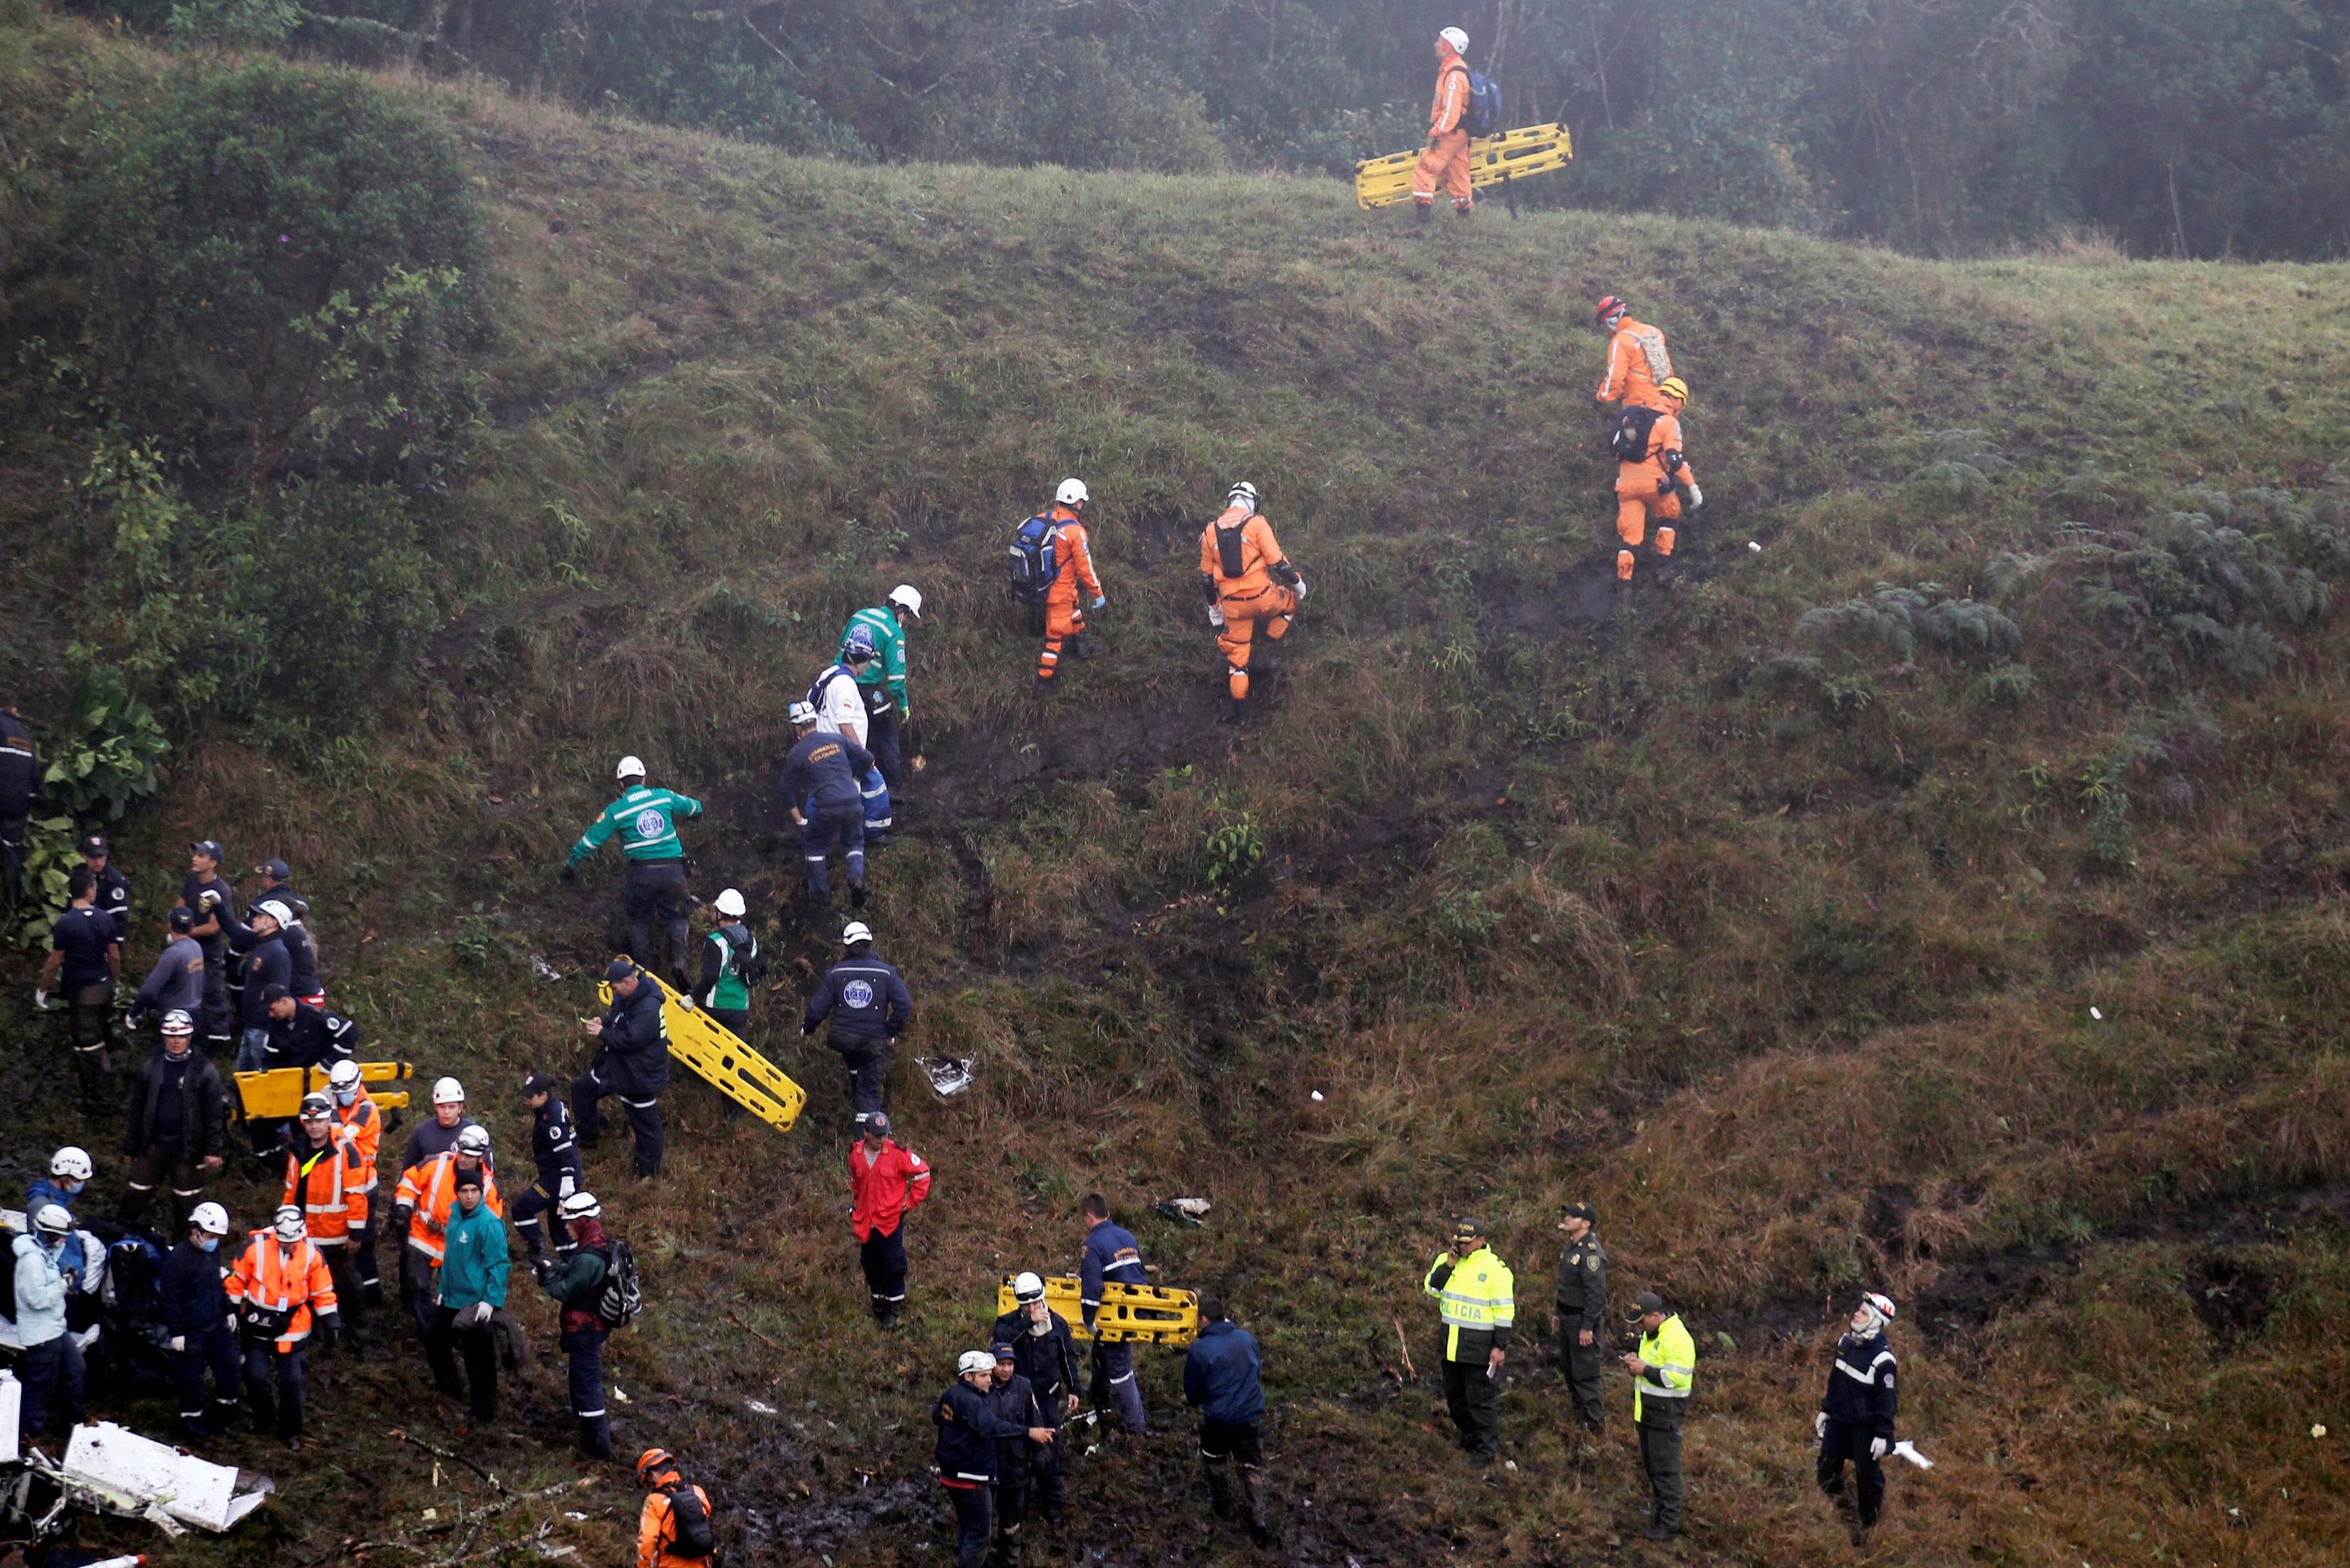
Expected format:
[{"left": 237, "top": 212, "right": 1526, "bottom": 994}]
[
  {"left": 841, "top": 921, "right": 873, "bottom": 946},
  {"left": 329, "top": 1059, "right": 364, "bottom": 1102},
  {"left": 1056, "top": 478, "right": 1089, "bottom": 508},
  {"left": 433, "top": 1076, "right": 465, "bottom": 1106},
  {"left": 1227, "top": 481, "right": 1260, "bottom": 510},
  {"left": 1439, "top": 25, "right": 1469, "bottom": 53},
  {"left": 958, "top": 1349, "right": 997, "bottom": 1376},
  {"left": 788, "top": 700, "right": 819, "bottom": 727},
  {"left": 886, "top": 584, "right": 923, "bottom": 621},
  {"left": 714, "top": 888, "right": 746, "bottom": 918},
  {"left": 455, "top": 1124, "right": 493, "bottom": 1158},
  {"left": 558, "top": 1190, "right": 603, "bottom": 1222},
  {"left": 273, "top": 1204, "right": 306, "bottom": 1243},
  {"left": 160, "top": 1008, "right": 196, "bottom": 1038},
  {"left": 253, "top": 899, "right": 294, "bottom": 928},
  {"left": 1859, "top": 1291, "right": 1898, "bottom": 1328},
  {"left": 50, "top": 1146, "right": 93, "bottom": 1183},
  {"left": 190, "top": 1201, "right": 231, "bottom": 1237},
  {"left": 616, "top": 755, "right": 647, "bottom": 780},
  {"left": 33, "top": 1203, "right": 73, "bottom": 1239},
  {"left": 1013, "top": 1271, "right": 1047, "bottom": 1304}
]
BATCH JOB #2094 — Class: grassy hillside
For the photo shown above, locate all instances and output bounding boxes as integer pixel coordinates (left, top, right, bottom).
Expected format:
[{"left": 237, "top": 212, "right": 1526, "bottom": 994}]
[{"left": 4, "top": 9, "right": 2349, "bottom": 1565}]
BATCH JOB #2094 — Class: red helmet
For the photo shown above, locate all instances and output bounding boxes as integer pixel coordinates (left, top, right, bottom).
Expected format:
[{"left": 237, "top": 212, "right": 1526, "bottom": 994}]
[{"left": 1594, "top": 295, "right": 1626, "bottom": 323}]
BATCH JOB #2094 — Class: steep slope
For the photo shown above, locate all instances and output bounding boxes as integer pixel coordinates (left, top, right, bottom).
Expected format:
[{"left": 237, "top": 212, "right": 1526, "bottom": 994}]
[{"left": 2, "top": 13, "right": 2349, "bottom": 1566}]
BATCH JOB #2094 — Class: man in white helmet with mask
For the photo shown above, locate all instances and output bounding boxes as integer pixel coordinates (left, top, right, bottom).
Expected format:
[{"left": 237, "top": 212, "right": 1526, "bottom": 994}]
[
  {"left": 1816, "top": 1291, "right": 1901, "bottom": 1545},
  {"left": 12, "top": 1202, "right": 87, "bottom": 1441},
  {"left": 561, "top": 754, "right": 706, "bottom": 987},
  {"left": 990, "top": 1270, "right": 1080, "bottom": 1527},
  {"left": 228, "top": 1204, "right": 340, "bottom": 1448},
  {"left": 25, "top": 1146, "right": 94, "bottom": 1297},
  {"left": 160, "top": 1200, "right": 242, "bottom": 1440}
]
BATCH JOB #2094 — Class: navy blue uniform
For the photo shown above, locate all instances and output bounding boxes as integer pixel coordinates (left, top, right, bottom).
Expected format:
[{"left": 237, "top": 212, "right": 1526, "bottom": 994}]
[
  {"left": 574, "top": 981, "right": 668, "bottom": 1177},
  {"left": 232, "top": 930, "right": 290, "bottom": 1081},
  {"left": 783, "top": 730, "right": 876, "bottom": 899},
  {"left": 1081, "top": 1220, "right": 1151, "bottom": 1434},
  {"left": 513, "top": 1097, "right": 584, "bottom": 1257},
  {"left": 179, "top": 873, "right": 237, "bottom": 1043},
  {"left": 803, "top": 944, "right": 913, "bottom": 1117},
  {"left": 1186, "top": 1318, "right": 1269, "bottom": 1532},
  {"left": 262, "top": 1005, "right": 359, "bottom": 1071},
  {"left": 934, "top": 1377, "right": 1035, "bottom": 1568},
  {"left": 89, "top": 862, "right": 131, "bottom": 943},
  {"left": 1819, "top": 1328, "right": 1899, "bottom": 1526},
  {"left": 987, "top": 1371, "right": 1049, "bottom": 1546},
  {"left": 160, "top": 1237, "right": 242, "bottom": 1437},
  {"left": 52, "top": 904, "right": 120, "bottom": 1108},
  {"left": 992, "top": 1307, "right": 1077, "bottom": 1523}
]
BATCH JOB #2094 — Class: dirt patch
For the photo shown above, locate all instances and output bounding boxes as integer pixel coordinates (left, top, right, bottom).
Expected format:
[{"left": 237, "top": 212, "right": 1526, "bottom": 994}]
[{"left": 2184, "top": 1251, "right": 2285, "bottom": 1349}]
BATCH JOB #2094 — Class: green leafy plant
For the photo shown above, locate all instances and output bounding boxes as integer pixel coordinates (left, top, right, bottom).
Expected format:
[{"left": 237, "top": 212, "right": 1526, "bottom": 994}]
[
  {"left": 11, "top": 816, "right": 78, "bottom": 950},
  {"left": 1203, "top": 811, "right": 1265, "bottom": 889},
  {"left": 40, "top": 666, "right": 171, "bottom": 821}
]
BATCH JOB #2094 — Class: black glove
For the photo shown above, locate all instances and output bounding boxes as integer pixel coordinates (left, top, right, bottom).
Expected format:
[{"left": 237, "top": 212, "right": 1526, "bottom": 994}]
[
  {"left": 559, "top": 865, "right": 578, "bottom": 886},
  {"left": 1657, "top": 477, "right": 1673, "bottom": 495},
  {"left": 531, "top": 1255, "right": 555, "bottom": 1284},
  {"left": 392, "top": 1204, "right": 415, "bottom": 1237},
  {"left": 318, "top": 1312, "right": 340, "bottom": 1350}
]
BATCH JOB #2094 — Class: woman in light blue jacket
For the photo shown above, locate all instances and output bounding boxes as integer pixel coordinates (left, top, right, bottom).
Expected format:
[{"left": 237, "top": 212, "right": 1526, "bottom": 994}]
[{"left": 12, "top": 1205, "right": 85, "bottom": 1440}]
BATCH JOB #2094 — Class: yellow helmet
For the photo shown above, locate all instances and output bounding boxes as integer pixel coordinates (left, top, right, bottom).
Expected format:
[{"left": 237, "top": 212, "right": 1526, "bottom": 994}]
[{"left": 1657, "top": 376, "right": 1689, "bottom": 404}]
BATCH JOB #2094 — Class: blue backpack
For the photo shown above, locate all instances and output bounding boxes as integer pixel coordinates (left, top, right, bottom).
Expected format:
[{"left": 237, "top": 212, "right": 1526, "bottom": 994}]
[
  {"left": 1008, "top": 515, "right": 1058, "bottom": 603},
  {"left": 1461, "top": 70, "right": 1502, "bottom": 137}
]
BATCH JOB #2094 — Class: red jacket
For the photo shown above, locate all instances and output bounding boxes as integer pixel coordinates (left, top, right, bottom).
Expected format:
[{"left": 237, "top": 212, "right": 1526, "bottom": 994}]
[{"left": 849, "top": 1138, "right": 931, "bottom": 1241}]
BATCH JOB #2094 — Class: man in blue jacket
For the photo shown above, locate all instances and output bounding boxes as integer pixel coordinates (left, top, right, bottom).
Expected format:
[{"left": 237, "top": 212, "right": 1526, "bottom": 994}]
[
  {"left": 934, "top": 1349, "right": 1057, "bottom": 1568},
  {"left": 801, "top": 920, "right": 913, "bottom": 1122},
  {"left": 574, "top": 958, "right": 670, "bottom": 1178},
  {"left": 1077, "top": 1194, "right": 1149, "bottom": 1435},
  {"left": 160, "top": 1201, "right": 243, "bottom": 1440},
  {"left": 781, "top": 703, "right": 878, "bottom": 907},
  {"left": 1818, "top": 1291, "right": 1901, "bottom": 1546},
  {"left": 1184, "top": 1295, "right": 1271, "bottom": 1545}
]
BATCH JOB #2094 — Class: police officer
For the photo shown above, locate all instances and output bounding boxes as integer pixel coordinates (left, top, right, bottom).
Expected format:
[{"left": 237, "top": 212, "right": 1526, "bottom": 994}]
[
  {"left": 563, "top": 756, "right": 705, "bottom": 987},
  {"left": 1077, "top": 1194, "right": 1150, "bottom": 1436},
  {"left": 992, "top": 1273, "right": 1078, "bottom": 1528},
  {"left": 1554, "top": 1201, "right": 1607, "bottom": 1435},
  {"left": 1816, "top": 1291, "right": 1900, "bottom": 1545},
  {"left": 840, "top": 585, "right": 923, "bottom": 787},
  {"left": 131, "top": 906, "right": 206, "bottom": 1037},
  {"left": 232, "top": 900, "right": 293, "bottom": 1074},
  {"left": 1422, "top": 1217, "right": 1514, "bottom": 1464},
  {"left": 782, "top": 703, "right": 877, "bottom": 908},
  {"left": 692, "top": 888, "right": 761, "bottom": 1041},
  {"left": 0, "top": 690, "right": 35, "bottom": 915},
  {"left": 39, "top": 867, "right": 121, "bottom": 1112},
  {"left": 934, "top": 1349, "right": 1057, "bottom": 1568},
  {"left": 513, "top": 1071, "right": 584, "bottom": 1260},
  {"left": 261, "top": 984, "right": 359, "bottom": 1072},
  {"left": 176, "top": 841, "right": 238, "bottom": 1048},
  {"left": 81, "top": 833, "right": 131, "bottom": 943},
  {"left": 1623, "top": 1289, "right": 1697, "bottom": 1540},
  {"left": 802, "top": 920, "right": 912, "bottom": 1121},
  {"left": 576, "top": 957, "right": 669, "bottom": 1179}
]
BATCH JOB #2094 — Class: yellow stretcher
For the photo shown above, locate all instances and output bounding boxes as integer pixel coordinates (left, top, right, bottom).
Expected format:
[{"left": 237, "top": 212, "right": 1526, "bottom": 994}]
[
  {"left": 597, "top": 968, "right": 807, "bottom": 1132},
  {"left": 234, "top": 1061, "right": 413, "bottom": 1119},
  {"left": 1353, "top": 121, "right": 1574, "bottom": 211},
  {"left": 994, "top": 1275, "right": 1200, "bottom": 1346}
]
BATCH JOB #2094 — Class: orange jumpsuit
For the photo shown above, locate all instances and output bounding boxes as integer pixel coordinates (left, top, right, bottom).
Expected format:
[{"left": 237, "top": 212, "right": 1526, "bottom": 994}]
[
  {"left": 638, "top": 1468, "right": 714, "bottom": 1568},
  {"left": 1036, "top": 505, "right": 1102, "bottom": 685},
  {"left": 1616, "top": 404, "right": 1694, "bottom": 580},
  {"left": 1199, "top": 505, "right": 1299, "bottom": 703},
  {"left": 227, "top": 1230, "right": 338, "bottom": 1350},
  {"left": 393, "top": 1151, "right": 503, "bottom": 1264},
  {"left": 1596, "top": 317, "right": 1674, "bottom": 412},
  {"left": 282, "top": 1137, "right": 370, "bottom": 1246},
  {"left": 1411, "top": 46, "right": 1474, "bottom": 212}
]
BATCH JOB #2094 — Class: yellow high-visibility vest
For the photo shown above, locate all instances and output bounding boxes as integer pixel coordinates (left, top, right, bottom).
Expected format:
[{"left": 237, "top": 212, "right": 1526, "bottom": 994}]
[
  {"left": 1633, "top": 1313, "right": 1697, "bottom": 1421},
  {"left": 1423, "top": 1246, "right": 1515, "bottom": 1361}
]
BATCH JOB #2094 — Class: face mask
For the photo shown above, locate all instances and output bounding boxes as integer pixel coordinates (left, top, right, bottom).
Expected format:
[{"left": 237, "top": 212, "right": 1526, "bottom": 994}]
[
  {"left": 196, "top": 1236, "right": 219, "bottom": 1253},
  {"left": 335, "top": 1088, "right": 357, "bottom": 1106},
  {"left": 63, "top": 1180, "right": 83, "bottom": 1196}
]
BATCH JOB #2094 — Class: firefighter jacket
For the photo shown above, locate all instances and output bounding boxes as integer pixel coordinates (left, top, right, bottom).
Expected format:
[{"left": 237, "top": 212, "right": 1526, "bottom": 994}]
[
  {"left": 282, "top": 1130, "right": 369, "bottom": 1245},
  {"left": 1633, "top": 1312, "right": 1697, "bottom": 1424},
  {"left": 1045, "top": 507, "right": 1101, "bottom": 605},
  {"left": 394, "top": 1152, "right": 504, "bottom": 1263},
  {"left": 803, "top": 946, "right": 913, "bottom": 1047},
  {"left": 332, "top": 1089, "right": 384, "bottom": 1192},
  {"left": 1080, "top": 1220, "right": 1149, "bottom": 1328},
  {"left": 1183, "top": 1319, "right": 1265, "bottom": 1425},
  {"left": 262, "top": 1003, "right": 359, "bottom": 1071},
  {"left": 228, "top": 1230, "right": 337, "bottom": 1349},
  {"left": 1596, "top": 317, "right": 1675, "bottom": 411},
  {"left": 782, "top": 730, "right": 877, "bottom": 817},
  {"left": 1199, "top": 505, "right": 1298, "bottom": 605},
  {"left": 234, "top": 932, "right": 290, "bottom": 1031},
  {"left": 589, "top": 980, "right": 670, "bottom": 1097},
  {"left": 848, "top": 1138, "right": 931, "bottom": 1241},
  {"left": 934, "top": 1377, "right": 1031, "bottom": 1485},
  {"left": 636, "top": 1467, "right": 714, "bottom": 1568},
  {"left": 529, "top": 1096, "right": 584, "bottom": 1187},
  {"left": 1820, "top": 1327, "right": 1898, "bottom": 1437},
  {"left": 1424, "top": 1245, "right": 1516, "bottom": 1361},
  {"left": 992, "top": 1307, "right": 1082, "bottom": 1415}
]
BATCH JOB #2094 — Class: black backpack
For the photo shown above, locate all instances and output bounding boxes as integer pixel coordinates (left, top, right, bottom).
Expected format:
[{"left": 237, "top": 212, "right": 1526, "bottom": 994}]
[
  {"left": 661, "top": 1479, "right": 716, "bottom": 1559},
  {"left": 727, "top": 928, "right": 767, "bottom": 989},
  {"left": 595, "top": 1238, "right": 644, "bottom": 1328},
  {"left": 1008, "top": 515, "right": 1058, "bottom": 603},
  {"left": 1609, "top": 404, "right": 1663, "bottom": 463}
]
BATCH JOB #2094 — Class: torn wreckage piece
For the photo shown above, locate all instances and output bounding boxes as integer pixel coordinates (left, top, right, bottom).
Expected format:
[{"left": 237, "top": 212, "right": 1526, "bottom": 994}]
[{"left": 1, "top": 1411, "right": 272, "bottom": 1538}]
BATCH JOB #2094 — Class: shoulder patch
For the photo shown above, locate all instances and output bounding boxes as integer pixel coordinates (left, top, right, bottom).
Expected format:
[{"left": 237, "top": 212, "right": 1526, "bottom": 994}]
[{"left": 1587, "top": 1254, "right": 1602, "bottom": 1271}]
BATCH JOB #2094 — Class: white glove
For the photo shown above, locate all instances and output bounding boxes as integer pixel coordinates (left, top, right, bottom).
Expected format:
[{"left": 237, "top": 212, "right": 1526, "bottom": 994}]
[
  {"left": 1292, "top": 576, "right": 1309, "bottom": 600},
  {"left": 1869, "top": 1437, "right": 1890, "bottom": 1460},
  {"left": 558, "top": 1173, "right": 576, "bottom": 1199},
  {"left": 169, "top": 1335, "right": 186, "bottom": 1353},
  {"left": 1207, "top": 605, "right": 1225, "bottom": 628},
  {"left": 33, "top": 989, "right": 49, "bottom": 1010},
  {"left": 226, "top": 1312, "right": 239, "bottom": 1331},
  {"left": 1686, "top": 483, "right": 1704, "bottom": 508},
  {"left": 470, "top": 1301, "right": 494, "bottom": 1328},
  {"left": 1815, "top": 1412, "right": 1829, "bottom": 1440},
  {"left": 1090, "top": 595, "right": 1107, "bottom": 611}
]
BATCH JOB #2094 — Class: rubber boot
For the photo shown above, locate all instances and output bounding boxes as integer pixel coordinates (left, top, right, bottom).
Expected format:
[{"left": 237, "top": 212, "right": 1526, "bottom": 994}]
[
  {"left": 1415, "top": 202, "right": 1433, "bottom": 225},
  {"left": 1205, "top": 1461, "right": 1237, "bottom": 1520},
  {"left": 1033, "top": 674, "right": 1055, "bottom": 698},
  {"left": 1453, "top": 203, "right": 1473, "bottom": 219},
  {"left": 1240, "top": 1465, "right": 1273, "bottom": 1547},
  {"left": 1617, "top": 549, "right": 1635, "bottom": 582},
  {"left": 850, "top": 883, "right": 868, "bottom": 909},
  {"left": 1066, "top": 633, "right": 1093, "bottom": 660},
  {"left": 1220, "top": 697, "right": 1245, "bottom": 725}
]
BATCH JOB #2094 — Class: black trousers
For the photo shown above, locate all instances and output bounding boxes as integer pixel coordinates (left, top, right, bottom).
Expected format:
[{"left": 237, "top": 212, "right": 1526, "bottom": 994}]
[
  {"left": 120, "top": 1148, "right": 203, "bottom": 1236},
  {"left": 1638, "top": 1410, "right": 1686, "bottom": 1530},
  {"left": 243, "top": 1340, "right": 308, "bottom": 1438},
  {"left": 866, "top": 705, "right": 905, "bottom": 787},
  {"left": 563, "top": 1323, "right": 613, "bottom": 1457},
  {"left": 1442, "top": 1357, "right": 1499, "bottom": 1458},
  {"left": 861, "top": 1225, "right": 907, "bottom": 1312},
  {"left": 20, "top": 1334, "right": 86, "bottom": 1438},
  {"left": 1023, "top": 1433, "right": 1065, "bottom": 1525},
  {"left": 0, "top": 809, "right": 23, "bottom": 911},
  {"left": 426, "top": 1307, "right": 499, "bottom": 1420},
  {"left": 174, "top": 1323, "right": 242, "bottom": 1432},
  {"left": 1089, "top": 1339, "right": 1147, "bottom": 1434},
  {"left": 511, "top": 1175, "right": 573, "bottom": 1257},
  {"left": 834, "top": 1038, "right": 889, "bottom": 1116},
  {"left": 68, "top": 981, "right": 115, "bottom": 1105},
  {"left": 945, "top": 1480, "right": 992, "bottom": 1568},
  {"left": 197, "top": 943, "right": 232, "bottom": 1042},
  {"left": 621, "top": 859, "right": 690, "bottom": 981},
  {"left": 574, "top": 1069, "right": 664, "bottom": 1176},
  {"left": 401, "top": 1247, "right": 442, "bottom": 1343},
  {"left": 993, "top": 1442, "right": 1032, "bottom": 1534},
  {"left": 1557, "top": 1321, "right": 1605, "bottom": 1429},
  {"left": 1819, "top": 1417, "right": 1886, "bottom": 1524}
]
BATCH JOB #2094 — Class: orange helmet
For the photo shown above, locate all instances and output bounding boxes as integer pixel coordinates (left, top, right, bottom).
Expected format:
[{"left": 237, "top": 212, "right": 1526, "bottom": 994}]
[
  {"left": 636, "top": 1447, "right": 677, "bottom": 1485},
  {"left": 1594, "top": 295, "right": 1627, "bottom": 324}
]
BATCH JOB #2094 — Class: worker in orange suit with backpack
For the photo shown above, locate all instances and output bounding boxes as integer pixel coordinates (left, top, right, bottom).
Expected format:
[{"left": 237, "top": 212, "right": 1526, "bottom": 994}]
[
  {"left": 1611, "top": 376, "right": 1702, "bottom": 581},
  {"left": 636, "top": 1447, "right": 718, "bottom": 1567},
  {"left": 1032, "top": 478, "right": 1105, "bottom": 695},
  {"left": 1199, "top": 482, "right": 1307, "bottom": 723},
  {"left": 1594, "top": 296, "right": 1676, "bottom": 415},
  {"left": 1413, "top": 27, "right": 1480, "bottom": 220}
]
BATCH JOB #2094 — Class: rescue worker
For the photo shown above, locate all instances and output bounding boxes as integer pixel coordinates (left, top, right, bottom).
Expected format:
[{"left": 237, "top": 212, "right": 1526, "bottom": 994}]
[
  {"left": 1594, "top": 295, "right": 1676, "bottom": 414},
  {"left": 12, "top": 1204, "right": 85, "bottom": 1442},
  {"left": 809, "top": 634, "right": 896, "bottom": 849},
  {"left": 562, "top": 756, "right": 705, "bottom": 987},
  {"left": 1033, "top": 480, "right": 1104, "bottom": 695},
  {"left": 692, "top": 888, "right": 759, "bottom": 1041},
  {"left": 229, "top": 1204, "right": 340, "bottom": 1449},
  {"left": 987, "top": 1342, "right": 1050, "bottom": 1564},
  {"left": 782, "top": 703, "right": 878, "bottom": 907},
  {"left": 513, "top": 1071, "right": 584, "bottom": 1261},
  {"left": 326, "top": 1058, "right": 388, "bottom": 1306},
  {"left": 81, "top": 833, "right": 130, "bottom": 943},
  {"left": 1423, "top": 1218, "right": 1514, "bottom": 1464},
  {"left": 1614, "top": 375, "right": 1701, "bottom": 582},
  {"left": 536, "top": 1190, "right": 617, "bottom": 1458},
  {"left": 803, "top": 920, "right": 913, "bottom": 1120},
  {"left": 0, "top": 690, "right": 33, "bottom": 914},
  {"left": 231, "top": 901, "right": 293, "bottom": 1073},
  {"left": 1199, "top": 481, "right": 1306, "bottom": 722},
  {"left": 841, "top": 585, "right": 923, "bottom": 786},
  {"left": 281, "top": 1093, "right": 370, "bottom": 1337},
  {"left": 848, "top": 1111, "right": 931, "bottom": 1328},
  {"left": 1554, "top": 1201, "right": 1608, "bottom": 1434},
  {"left": 935, "top": 1350, "right": 1058, "bottom": 1568},
  {"left": 119, "top": 1010, "right": 228, "bottom": 1233},
  {"left": 1184, "top": 1295, "right": 1271, "bottom": 1546},
  {"left": 261, "top": 983, "right": 359, "bottom": 1072},
  {"left": 990, "top": 1273, "right": 1077, "bottom": 1528},
  {"left": 1623, "top": 1289, "right": 1697, "bottom": 1540},
  {"left": 38, "top": 867, "right": 121, "bottom": 1111},
  {"left": 392, "top": 1124, "right": 501, "bottom": 1343},
  {"left": 636, "top": 1447, "right": 717, "bottom": 1568},
  {"left": 576, "top": 957, "right": 669, "bottom": 1179},
  {"left": 428, "top": 1165, "right": 509, "bottom": 1425},
  {"left": 130, "top": 906, "right": 205, "bottom": 1036},
  {"left": 25, "top": 1147, "right": 94, "bottom": 1297},
  {"left": 1817, "top": 1291, "right": 1901, "bottom": 1545},
  {"left": 250, "top": 858, "right": 322, "bottom": 1004},
  {"left": 1411, "top": 28, "right": 1476, "bottom": 221},
  {"left": 402, "top": 1076, "right": 480, "bottom": 1171},
  {"left": 176, "top": 840, "right": 237, "bottom": 1047},
  {"left": 1077, "top": 1193, "right": 1150, "bottom": 1435},
  {"left": 160, "top": 1201, "right": 242, "bottom": 1440}
]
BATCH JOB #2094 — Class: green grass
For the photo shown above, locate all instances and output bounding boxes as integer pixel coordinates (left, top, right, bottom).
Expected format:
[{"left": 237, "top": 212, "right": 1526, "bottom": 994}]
[{"left": 3, "top": 8, "right": 2350, "bottom": 1564}]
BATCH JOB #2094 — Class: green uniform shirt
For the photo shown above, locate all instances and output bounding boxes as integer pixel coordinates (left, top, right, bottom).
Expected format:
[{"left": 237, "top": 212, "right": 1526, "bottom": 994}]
[
  {"left": 566, "top": 785, "right": 703, "bottom": 867},
  {"left": 703, "top": 928, "right": 753, "bottom": 1011},
  {"left": 841, "top": 607, "right": 910, "bottom": 711}
]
